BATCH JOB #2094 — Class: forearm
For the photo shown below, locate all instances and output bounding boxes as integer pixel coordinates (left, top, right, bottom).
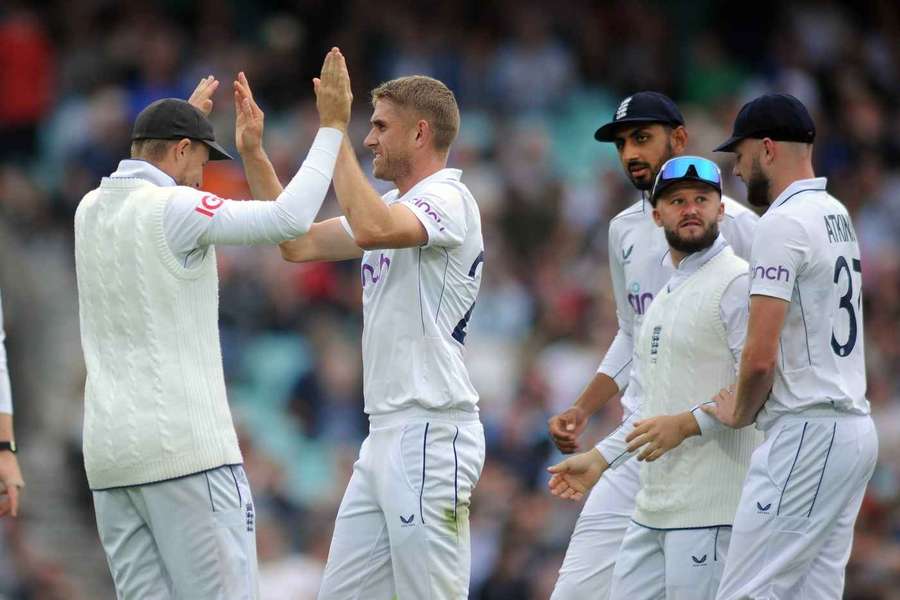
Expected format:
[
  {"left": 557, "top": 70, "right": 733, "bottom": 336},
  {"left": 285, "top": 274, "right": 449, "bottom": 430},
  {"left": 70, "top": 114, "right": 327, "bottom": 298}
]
[
  {"left": 241, "top": 148, "right": 283, "bottom": 201},
  {"left": 332, "top": 138, "right": 394, "bottom": 243},
  {"left": 0, "top": 413, "right": 13, "bottom": 441},
  {"left": 733, "top": 359, "right": 774, "bottom": 427},
  {"left": 573, "top": 372, "right": 620, "bottom": 416}
]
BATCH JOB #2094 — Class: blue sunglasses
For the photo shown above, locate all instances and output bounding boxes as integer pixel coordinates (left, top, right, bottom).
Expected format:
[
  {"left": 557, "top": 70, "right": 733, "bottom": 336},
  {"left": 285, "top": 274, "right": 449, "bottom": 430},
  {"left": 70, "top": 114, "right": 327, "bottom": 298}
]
[{"left": 651, "top": 156, "right": 722, "bottom": 203}]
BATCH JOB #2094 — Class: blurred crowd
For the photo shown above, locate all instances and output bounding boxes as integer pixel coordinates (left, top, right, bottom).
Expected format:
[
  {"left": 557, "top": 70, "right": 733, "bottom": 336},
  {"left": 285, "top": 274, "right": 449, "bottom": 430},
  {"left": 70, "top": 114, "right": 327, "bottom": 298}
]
[{"left": 0, "top": 0, "right": 898, "bottom": 598}]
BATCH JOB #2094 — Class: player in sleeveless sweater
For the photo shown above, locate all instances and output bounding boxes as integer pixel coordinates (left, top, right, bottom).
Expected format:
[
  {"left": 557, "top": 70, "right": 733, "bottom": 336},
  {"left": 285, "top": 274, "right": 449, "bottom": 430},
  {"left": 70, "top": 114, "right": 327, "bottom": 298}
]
[
  {"left": 704, "top": 94, "right": 877, "bottom": 599},
  {"left": 279, "top": 66, "right": 484, "bottom": 599},
  {"left": 75, "top": 50, "right": 351, "bottom": 598},
  {"left": 549, "top": 157, "right": 762, "bottom": 599},
  {"left": 547, "top": 92, "right": 758, "bottom": 599}
]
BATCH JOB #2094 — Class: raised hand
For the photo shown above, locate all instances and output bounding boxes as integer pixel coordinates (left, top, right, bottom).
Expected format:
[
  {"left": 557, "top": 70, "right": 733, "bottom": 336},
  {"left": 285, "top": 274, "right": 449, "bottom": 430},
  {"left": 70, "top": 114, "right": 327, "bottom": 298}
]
[
  {"left": 548, "top": 406, "right": 589, "bottom": 454},
  {"left": 547, "top": 449, "right": 608, "bottom": 501},
  {"left": 233, "top": 72, "right": 265, "bottom": 156},
  {"left": 313, "top": 47, "right": 352, "bottom": 130},
  {"left": 188, "top": 75, "right": 219, "bottom": 117}
]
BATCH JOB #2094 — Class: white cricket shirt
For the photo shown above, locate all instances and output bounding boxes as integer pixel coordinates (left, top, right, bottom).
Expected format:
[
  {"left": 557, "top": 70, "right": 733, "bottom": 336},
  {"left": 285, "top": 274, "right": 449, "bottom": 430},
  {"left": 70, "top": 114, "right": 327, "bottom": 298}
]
[
  {"left": 599, "top": 195, "right": 758, "bottom": 413},
  {"left": 0, "top": 291, "right": 12, "bottom": 415},
  {"left": 749, "top": 177, "right": 870, "bottom": 429},
  {"left": 341, "top": 169, "right": 484, "bottom": 415}
]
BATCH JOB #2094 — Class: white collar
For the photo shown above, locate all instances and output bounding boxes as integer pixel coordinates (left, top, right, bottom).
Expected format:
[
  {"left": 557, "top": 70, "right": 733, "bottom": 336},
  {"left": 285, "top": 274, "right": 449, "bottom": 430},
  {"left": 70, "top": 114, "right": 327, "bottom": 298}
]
[
  {"left": 771, "top": 176, "right": 828, "bottom": 209},
  {"left": 673, "top": 234, "right": 729, "bottom": 274},
  {"left": 108, "top": 159, "right": 177, "bottom": 187},
  {"left": 398, "top": 168, "right": 462, "bottom": 200}
]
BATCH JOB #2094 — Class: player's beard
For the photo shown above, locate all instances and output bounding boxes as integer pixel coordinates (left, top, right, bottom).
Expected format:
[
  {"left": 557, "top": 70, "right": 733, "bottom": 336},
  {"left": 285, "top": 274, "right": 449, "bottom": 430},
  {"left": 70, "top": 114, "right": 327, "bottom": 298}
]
[
  {"left": 664, "top": 219, "right": 720, "bottom": 255},
  {"left": 628, "top": 141, "right": 674, "bottom": 191},
  {"left": 745, "top": 157, "right": 771, "bottom": 207},
  {"left": 372, "top": 148, "right": 413, "bottom": 183}
]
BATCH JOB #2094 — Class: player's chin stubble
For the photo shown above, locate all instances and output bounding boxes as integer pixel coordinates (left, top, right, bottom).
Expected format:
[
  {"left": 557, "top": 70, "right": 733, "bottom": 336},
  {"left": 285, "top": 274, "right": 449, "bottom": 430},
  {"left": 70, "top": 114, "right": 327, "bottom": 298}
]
[
  {"left": 745, "top": 160, "right": 771, "bottom": 207},
  {"left": 665, "top": 221, "right": 719, "bottom": 254}
]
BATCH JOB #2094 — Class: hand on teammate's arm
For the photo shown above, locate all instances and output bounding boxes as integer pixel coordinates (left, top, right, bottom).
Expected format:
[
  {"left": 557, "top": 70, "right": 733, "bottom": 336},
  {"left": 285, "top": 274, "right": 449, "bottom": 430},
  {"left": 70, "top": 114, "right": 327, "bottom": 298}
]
[
  {"left": 233, "top": 72, "right": 282, "bottom": 201},
  {"left": 0, "top": 414, "right": 22, "bottom": 518},
  {"left": 702, "top": 295, "right": 787, "bottom": 428},
  {"left": 548, "top": 372, "right": 619, "bottom": 454},
  {"left": 547, "top": 448, "right": 609, "bottom": 501},
  {"left": 624, "top": 412, "right": 700, "bottom": 462}
]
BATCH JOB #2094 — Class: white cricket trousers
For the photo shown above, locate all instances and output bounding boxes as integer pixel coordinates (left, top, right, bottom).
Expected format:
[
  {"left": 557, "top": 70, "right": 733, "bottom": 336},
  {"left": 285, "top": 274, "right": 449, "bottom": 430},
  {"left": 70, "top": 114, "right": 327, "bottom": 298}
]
[
  {"left": 609, "top": 523, "right": 731, "bottom": 600},
  {"left": 318, "top": 407, "right": 485, "bottom": 600},
  {"left": 550, "top": 456, "right": 640, "bottom": 599},
  {"left": 716, "top": 411, "right": 877, "bottom": 599},
  {"left": 93, "top": 464, "right": 259, "bottom": 600}
]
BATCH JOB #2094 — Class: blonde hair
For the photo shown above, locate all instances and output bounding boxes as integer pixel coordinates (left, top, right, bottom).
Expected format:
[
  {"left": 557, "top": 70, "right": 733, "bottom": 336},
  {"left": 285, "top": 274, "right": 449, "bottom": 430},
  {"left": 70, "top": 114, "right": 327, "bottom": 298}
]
[{"left": 371, "top": 76, "right": 460, "bottom": 152}]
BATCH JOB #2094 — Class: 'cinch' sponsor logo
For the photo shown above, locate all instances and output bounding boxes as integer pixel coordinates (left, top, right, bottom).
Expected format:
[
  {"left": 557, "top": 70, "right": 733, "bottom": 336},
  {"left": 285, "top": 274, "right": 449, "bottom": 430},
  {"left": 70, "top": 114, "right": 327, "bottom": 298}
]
[{"left": 752, "top": 264, "right": 790, "bottom": 283}]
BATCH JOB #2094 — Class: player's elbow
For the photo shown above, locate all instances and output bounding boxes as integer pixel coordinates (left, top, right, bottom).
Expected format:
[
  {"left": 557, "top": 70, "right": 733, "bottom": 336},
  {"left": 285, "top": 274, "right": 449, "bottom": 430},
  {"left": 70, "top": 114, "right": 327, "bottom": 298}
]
[
  {"left": 353, "top": 227, "right": 388, "bottom": 250},
  {"left": 742, "top": 352, "right": 776, "bottom": 379},
  {"left": 279, "top": 242, "right": 304, "bottom": 263}
]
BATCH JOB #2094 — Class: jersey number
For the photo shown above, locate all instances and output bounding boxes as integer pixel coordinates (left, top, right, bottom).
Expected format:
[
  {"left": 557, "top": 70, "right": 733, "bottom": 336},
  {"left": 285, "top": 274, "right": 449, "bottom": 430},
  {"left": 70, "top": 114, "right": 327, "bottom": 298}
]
[
  {"left": 831, "top": 256, "right": 861, "bottom": 357},
  {"left": 451, "top": 251, "right": 484, "bottom": 345}
]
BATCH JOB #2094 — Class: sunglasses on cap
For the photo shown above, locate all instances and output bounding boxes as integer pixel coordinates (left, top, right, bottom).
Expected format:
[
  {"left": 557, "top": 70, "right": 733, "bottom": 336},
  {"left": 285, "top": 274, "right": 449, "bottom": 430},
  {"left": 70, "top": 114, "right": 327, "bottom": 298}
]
[{"left": 650, "top": 156, "right": 722, "bottom": 205}]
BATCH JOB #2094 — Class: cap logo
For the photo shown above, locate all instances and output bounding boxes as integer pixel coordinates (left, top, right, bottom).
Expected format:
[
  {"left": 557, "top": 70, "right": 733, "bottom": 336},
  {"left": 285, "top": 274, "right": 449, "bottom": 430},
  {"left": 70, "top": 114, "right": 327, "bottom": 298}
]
[{"left": 615, "top": 96, "right": 633, "bottom": 121}]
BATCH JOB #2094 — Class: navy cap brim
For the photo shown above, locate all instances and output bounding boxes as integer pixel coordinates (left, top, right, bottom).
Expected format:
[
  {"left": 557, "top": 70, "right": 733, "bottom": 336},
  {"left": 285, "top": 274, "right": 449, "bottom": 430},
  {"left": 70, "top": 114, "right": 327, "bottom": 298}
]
[
  {"left": 713, "top": 135, "right": 744, "bottom": 153},
  {"left": 203, "top": 139, "right": 233, "bottom": 161},
  {"left": 594, "top": 117, "right": 671, "bottom": 142}
]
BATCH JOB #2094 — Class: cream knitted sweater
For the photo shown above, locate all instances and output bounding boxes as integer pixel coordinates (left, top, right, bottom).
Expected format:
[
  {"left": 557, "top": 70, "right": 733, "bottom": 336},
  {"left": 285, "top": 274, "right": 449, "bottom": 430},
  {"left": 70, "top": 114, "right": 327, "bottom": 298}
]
[{"left": 75, "top": 179, "right": 241, "bottom": 489}]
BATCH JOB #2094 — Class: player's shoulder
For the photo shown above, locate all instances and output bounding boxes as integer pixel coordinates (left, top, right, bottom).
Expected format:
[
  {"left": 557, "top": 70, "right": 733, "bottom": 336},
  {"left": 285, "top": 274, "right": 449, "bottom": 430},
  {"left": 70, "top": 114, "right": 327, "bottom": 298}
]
[
  {"left": 721, "top": 195, "right": 758, "bottom": 221},
  {"left": 609, "top": 199, "right": 646, "bottom": 230}
]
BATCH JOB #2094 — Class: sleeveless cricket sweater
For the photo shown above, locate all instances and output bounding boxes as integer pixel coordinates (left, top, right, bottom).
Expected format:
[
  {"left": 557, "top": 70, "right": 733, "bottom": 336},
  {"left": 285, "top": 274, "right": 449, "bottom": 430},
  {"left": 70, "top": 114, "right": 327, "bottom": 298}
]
[
  {"left": 633, "top": 247, "right": 760, "bottom": 529},
  {"left": 75, "top": 178, "right": 241, "bottom": 490}
]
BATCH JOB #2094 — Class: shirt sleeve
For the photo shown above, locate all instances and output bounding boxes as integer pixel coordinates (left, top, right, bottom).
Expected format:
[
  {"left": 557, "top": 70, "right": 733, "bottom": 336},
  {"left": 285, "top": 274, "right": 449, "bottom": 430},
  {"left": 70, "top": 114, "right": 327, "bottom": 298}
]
[
  {"left": 400, "top": 183, "right": 467, "bottom": 249},
  {"left": 749, "top": 213, "right": 809, "bottom": 301},
  {"left": 596, "top": 224, "right": 633, "bottom": 390},
  {"left": 0, "top": 293, "right": 13, "bottom": 415},
  {"left": 163, "top": 127, "right": 342, "bottom": 259},
  {"left": 723, "top": 207, "right": 760, "bottom": 262},
  {"left": 595, "top": 408, "right": 640, "bottom": 469}
]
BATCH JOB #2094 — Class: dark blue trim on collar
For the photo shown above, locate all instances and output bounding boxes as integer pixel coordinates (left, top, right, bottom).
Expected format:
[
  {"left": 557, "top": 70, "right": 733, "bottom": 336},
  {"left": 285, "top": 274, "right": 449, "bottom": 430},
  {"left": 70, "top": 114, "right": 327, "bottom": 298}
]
[{"left": 775, "top": 187, "right": 825, "bottom": 207}]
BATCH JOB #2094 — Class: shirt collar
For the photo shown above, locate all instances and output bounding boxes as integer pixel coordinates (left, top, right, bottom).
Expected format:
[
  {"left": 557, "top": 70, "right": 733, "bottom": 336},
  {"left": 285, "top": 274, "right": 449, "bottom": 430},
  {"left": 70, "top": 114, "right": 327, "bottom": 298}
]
[
  {"left": 673, "top": 234, "right": 729, "bottom": 275},
  {"left": 399, "top": 168, "right": 462, "bottom": 199},
  {"left": 771, "top": 177, "right": 827, "bottom": 209},
  {"left": 108, "top": 159, "right": 177, "bottom": 187}
]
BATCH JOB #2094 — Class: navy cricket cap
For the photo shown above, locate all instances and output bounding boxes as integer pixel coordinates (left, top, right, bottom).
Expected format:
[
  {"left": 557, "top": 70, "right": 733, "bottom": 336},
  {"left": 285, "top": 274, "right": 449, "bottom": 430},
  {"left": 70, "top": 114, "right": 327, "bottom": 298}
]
[
  {"left": 714, "top": 93, "right": 815, "bottom": 153},
  {"left": 131, "top": 98, "right": 233, "bottom": 160},
  {"left": 594, "top": 91, "right": 685, "bottom": 142}
]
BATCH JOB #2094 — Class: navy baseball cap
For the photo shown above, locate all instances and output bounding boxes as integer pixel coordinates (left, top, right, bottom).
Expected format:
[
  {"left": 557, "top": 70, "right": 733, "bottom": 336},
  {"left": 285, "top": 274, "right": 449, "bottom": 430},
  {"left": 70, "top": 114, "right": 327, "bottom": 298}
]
[
  {"left": 131, "top": 98, "right": 233, "bottom": 160},
  {"left": 714, "top": 93, "right": 815, "bottom": 153},
  {"left": 594, "top": 91, "right": 685, "bottom": 142}
]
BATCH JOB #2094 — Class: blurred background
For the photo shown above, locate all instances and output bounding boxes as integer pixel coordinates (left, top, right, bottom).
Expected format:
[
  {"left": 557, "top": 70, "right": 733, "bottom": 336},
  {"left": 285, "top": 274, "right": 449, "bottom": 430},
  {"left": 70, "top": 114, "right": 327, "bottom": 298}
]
[{"left": 0, "top": 0, "right": 898, "bottom": 597}]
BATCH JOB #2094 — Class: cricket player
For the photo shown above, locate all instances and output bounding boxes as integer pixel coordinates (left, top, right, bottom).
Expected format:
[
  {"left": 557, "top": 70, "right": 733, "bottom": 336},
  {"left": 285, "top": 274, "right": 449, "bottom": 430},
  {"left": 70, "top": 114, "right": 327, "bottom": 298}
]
[
  {"left": 0, "top": 290, "right": 24, "bottom": 518},
  {"left": 705, "top": 93, "right": 877, "bottom": 599},
  {"left": 74, "top": 49, "right": 351, "bottom": 599},
  {"left": 549, "top": 156, "right": 762, "bottom": 599},
  {"left": 279, "top": 64, "right": 485, "bottom": 599},
  {"left": 548, "top": 92, "right": 758, "bottom": 599}
]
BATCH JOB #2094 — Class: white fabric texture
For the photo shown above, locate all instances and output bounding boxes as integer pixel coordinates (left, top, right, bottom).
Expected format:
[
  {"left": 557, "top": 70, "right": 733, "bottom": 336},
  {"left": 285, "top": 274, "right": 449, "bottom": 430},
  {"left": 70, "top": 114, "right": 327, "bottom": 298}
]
[
  {"left": 76, "top": 180, "right": 242, "bottom": 489},
  {"left": 318, "top": 413, "right": 485, "bottom": 600},
  {"left": 633, "top": 246, "right": 761, "bottom": 529},
  {"left": 0, "top": 291, "right": 12, "bottom": 414},
  {"left": 93, "top": 465, "right": 259, "bottom": 600},
  {"left": 550, "top": 457, "right": 640, "bottom": 600},
  {"left": 341, "top": 169, "right": 485, "bottom": 416},
  {"left": 599, "top": 196, "right": 758, "bottom": 413},
  {"left": 748, "top": 178, "right": 870, "bottom": 430},
  {"left": 610, "top": 522, "right": 731, "bottom": 600},
  {"left": 716, "top": 413, "right": 877, "bottom": 599}
]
